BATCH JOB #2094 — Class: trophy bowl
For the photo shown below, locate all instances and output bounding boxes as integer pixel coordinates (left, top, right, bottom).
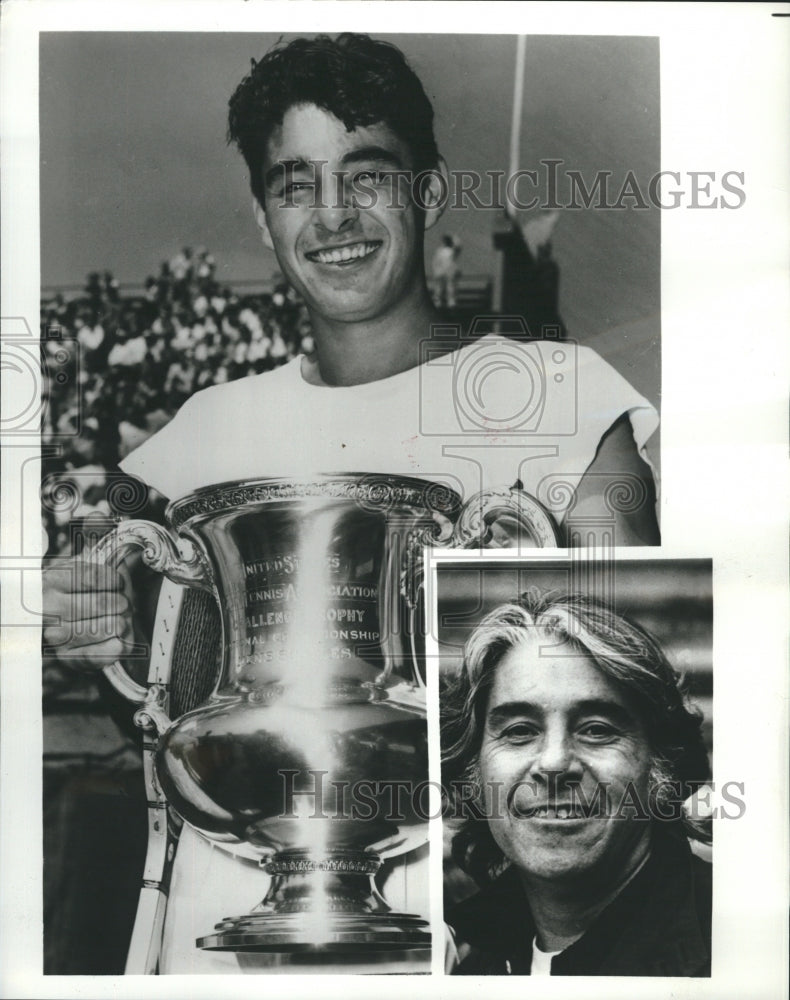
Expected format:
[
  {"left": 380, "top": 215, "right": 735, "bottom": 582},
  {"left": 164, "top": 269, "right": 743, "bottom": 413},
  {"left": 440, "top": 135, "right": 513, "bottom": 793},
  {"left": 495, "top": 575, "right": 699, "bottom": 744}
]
[{"left": 98, "top": 473, "right": 559, "bottom": 952}]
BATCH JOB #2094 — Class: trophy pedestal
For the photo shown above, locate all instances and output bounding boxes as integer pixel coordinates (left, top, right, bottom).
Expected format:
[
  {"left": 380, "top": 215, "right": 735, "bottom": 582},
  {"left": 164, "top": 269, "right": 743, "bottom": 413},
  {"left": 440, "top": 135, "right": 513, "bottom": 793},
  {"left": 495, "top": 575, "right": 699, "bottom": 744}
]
[{"left": 196, "top": 848, "right": 431, "bottom": 952}]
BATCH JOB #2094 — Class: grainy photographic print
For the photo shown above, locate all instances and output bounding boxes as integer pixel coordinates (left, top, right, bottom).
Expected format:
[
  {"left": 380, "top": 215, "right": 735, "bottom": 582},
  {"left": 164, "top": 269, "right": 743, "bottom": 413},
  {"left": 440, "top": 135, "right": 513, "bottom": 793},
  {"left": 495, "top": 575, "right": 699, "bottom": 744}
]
[
  {"left": 37, "top": 28, "right": 662, "bottom": 977},
  {"left": 1, "top": 3, "right": 788, "bottom": 999},
  {"left": 436, "top": 557, "right": 715, "bottom": 976}
]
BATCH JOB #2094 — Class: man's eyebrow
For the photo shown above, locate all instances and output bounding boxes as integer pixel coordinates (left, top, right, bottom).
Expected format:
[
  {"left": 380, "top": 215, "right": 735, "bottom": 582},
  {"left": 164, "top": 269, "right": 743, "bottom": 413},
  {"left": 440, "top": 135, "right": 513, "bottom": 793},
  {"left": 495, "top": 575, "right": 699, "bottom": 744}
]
[
  {"left": 572, "top": 699, "right": 638, "bottom": 727},
  {"left": 263, "top": 148, "right": 405, "bottom": 190},
  {"left": 486, "top": 698, "right": 637, "bottom": 728},
  {"left": 486, "top": 701, "right": 540, "bottom": 728},
  {"left": 263, "top": 158, "right": 316, "bottom": 190},
  {"left": 340, "top": 146, "right": 405, "bottom": 169}
]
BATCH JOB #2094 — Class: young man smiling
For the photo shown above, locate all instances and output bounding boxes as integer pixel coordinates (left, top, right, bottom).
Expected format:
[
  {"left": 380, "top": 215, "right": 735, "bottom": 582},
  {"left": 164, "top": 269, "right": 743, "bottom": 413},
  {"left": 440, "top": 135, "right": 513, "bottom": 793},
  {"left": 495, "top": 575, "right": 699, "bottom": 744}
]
[{"left": 252, "top": 102, "right": 439, "bottom": 385}]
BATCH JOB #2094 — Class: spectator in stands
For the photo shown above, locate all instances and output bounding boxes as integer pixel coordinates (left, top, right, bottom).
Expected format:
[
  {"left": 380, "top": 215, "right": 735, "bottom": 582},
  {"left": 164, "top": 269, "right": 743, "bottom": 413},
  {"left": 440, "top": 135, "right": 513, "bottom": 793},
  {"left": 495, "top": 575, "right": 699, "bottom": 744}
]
[
  {"left": 107, "top": 328, "right": 147, "bottom": 369},
  {"left": 432, "top": 233, "right": 462, "bottom": 308}
]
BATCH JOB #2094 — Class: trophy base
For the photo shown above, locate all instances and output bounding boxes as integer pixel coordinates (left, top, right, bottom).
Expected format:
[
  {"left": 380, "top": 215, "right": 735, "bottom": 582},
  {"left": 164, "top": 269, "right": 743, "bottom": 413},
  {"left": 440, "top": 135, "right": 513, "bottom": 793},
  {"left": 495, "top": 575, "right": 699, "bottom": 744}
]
[
  {"left": 197, "top": 911, "right": 431, "bottom": 953},
  {"left": 196, "top": 847, "right": 431, "bottom": 953}
]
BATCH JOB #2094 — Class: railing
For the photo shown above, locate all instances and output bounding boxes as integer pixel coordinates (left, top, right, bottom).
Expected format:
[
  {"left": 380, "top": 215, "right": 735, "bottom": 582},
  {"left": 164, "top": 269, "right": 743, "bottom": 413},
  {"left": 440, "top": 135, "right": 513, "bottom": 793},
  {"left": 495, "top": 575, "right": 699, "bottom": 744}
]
[{"left": 41, "top": 273, "right": 493, "bottom": 307}]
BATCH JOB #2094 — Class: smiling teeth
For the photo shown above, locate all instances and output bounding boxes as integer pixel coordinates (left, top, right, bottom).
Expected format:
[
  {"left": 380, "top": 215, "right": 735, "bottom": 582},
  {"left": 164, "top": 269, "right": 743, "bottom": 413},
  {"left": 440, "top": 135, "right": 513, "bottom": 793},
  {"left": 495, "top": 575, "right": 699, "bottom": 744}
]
[
  {"left": 310, "top": 242, "right": 379, "bottom": 264},
  {"left": 532, "top": 806, "right": 580, "bottom": 819}
]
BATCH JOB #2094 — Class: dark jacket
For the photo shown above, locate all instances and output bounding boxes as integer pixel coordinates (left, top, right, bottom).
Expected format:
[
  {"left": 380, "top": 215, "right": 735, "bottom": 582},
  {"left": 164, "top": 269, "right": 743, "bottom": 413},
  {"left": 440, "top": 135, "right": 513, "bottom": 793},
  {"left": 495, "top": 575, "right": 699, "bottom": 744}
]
[{"left": 447, "top": 826, "right": 711, "bottom": 976}]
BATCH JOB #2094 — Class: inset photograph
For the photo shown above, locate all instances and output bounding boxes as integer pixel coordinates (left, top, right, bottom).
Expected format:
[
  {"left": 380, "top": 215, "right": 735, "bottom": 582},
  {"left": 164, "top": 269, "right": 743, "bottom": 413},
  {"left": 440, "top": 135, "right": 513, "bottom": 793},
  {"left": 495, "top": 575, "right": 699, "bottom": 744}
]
[{"left": 437, "top": 557, "right": 712, "bottom": 976}]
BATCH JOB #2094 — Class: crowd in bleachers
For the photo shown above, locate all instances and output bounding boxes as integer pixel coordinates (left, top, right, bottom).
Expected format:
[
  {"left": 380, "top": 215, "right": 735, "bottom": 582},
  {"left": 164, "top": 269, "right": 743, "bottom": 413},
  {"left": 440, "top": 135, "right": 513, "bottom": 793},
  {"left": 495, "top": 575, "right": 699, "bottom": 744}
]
[{"left": 40, "top": 248, "right": 313, "bottom": 558}]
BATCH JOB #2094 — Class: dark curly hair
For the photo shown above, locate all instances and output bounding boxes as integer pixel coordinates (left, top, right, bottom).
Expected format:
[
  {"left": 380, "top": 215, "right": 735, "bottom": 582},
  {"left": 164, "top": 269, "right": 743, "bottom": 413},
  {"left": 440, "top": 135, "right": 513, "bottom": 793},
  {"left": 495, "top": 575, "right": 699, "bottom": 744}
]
[
  {"left": 441, "top": 590, "right": 711, "bottom": 886},
  {"left": 228, "top": 33, "right": 440, "bottom": 207}
]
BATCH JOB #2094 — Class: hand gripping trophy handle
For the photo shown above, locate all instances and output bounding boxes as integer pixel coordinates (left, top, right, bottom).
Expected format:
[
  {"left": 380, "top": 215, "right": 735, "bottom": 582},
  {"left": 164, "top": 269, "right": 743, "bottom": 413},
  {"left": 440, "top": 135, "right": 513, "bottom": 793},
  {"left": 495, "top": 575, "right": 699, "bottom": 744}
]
[{"left": 94, "top": 520, "right": 213, "bottom": 708}]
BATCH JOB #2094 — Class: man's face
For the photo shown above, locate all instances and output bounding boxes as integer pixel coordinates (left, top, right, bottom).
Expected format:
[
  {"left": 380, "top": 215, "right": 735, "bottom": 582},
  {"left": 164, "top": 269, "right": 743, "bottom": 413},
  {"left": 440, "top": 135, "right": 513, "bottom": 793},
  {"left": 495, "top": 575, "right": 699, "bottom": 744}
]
[
  {"left": 478, "top": 633, "right": 654, "bottom": 889},
  {"left": 257, "top": 103, "right": 437, "bottom": 325}
]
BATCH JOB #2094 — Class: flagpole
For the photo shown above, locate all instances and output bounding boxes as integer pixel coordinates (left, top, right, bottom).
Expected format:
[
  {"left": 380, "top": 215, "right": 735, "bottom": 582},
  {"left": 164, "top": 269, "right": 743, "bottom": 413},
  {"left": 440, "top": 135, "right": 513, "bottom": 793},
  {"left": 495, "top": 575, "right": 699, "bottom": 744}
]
[
  {"left": 509, "top": 34, "right": 527, "bottom": 205},
  {"left": 494, "top": 35, "right": 526, "bottom": 315}
]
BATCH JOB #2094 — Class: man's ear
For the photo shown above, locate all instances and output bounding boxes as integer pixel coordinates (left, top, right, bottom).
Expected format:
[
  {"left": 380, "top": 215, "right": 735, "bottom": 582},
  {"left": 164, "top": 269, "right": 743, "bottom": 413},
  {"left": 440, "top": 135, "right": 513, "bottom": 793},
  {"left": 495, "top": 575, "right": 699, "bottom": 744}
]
[
  {"left": 252, "top": 198, "right": 275, "bottom": 251},
  {"left": 421, "top": 157, "right": 449, "bottom": 232}
]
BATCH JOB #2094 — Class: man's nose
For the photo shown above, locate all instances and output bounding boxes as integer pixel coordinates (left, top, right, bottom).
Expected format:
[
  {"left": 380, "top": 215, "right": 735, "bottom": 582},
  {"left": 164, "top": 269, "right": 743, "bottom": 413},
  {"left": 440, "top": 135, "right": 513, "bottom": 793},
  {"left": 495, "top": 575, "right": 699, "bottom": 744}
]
[
  {"left": 529, "top": 729, "right": 582, "bottom": 779},
  {"left": 313, "top": 176, "right": 360, "bottom": 234}
]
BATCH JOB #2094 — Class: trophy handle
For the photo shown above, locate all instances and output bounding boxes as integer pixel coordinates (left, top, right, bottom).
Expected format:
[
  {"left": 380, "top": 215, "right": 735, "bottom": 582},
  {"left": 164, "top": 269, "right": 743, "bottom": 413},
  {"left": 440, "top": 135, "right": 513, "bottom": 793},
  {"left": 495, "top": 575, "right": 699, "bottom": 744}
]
[
  {"left": 451, "top": 486, "right": 560, "bottom": 549},
  {"left": 393, "top": 490, "right": 557, "bottom": 694},
  {"left": 91, "top": 520, "right": 214, "bottom": 705}
]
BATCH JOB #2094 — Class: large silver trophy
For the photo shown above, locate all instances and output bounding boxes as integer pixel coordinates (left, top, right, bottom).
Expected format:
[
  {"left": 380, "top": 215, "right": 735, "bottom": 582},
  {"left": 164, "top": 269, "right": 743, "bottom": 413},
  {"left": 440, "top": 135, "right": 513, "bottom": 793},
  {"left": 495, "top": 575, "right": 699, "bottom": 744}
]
[{"left": 97, "top": 474, "right": 558, "bottom": 955}]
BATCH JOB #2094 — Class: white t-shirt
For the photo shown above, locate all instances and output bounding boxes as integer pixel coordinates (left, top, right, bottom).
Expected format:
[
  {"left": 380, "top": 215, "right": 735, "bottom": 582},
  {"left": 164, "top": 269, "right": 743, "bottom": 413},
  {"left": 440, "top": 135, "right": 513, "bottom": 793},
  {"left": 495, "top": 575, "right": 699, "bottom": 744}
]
[{"left": 121, "top": 335, "right": 658, "bottom": 528}]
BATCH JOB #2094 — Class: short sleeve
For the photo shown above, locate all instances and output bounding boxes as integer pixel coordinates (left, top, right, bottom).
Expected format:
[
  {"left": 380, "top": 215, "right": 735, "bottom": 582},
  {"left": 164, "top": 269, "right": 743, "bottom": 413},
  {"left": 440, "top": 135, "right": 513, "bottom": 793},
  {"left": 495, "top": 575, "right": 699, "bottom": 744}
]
[{"left": 528, "top": 342, "right": 659, "bottom": 520}]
